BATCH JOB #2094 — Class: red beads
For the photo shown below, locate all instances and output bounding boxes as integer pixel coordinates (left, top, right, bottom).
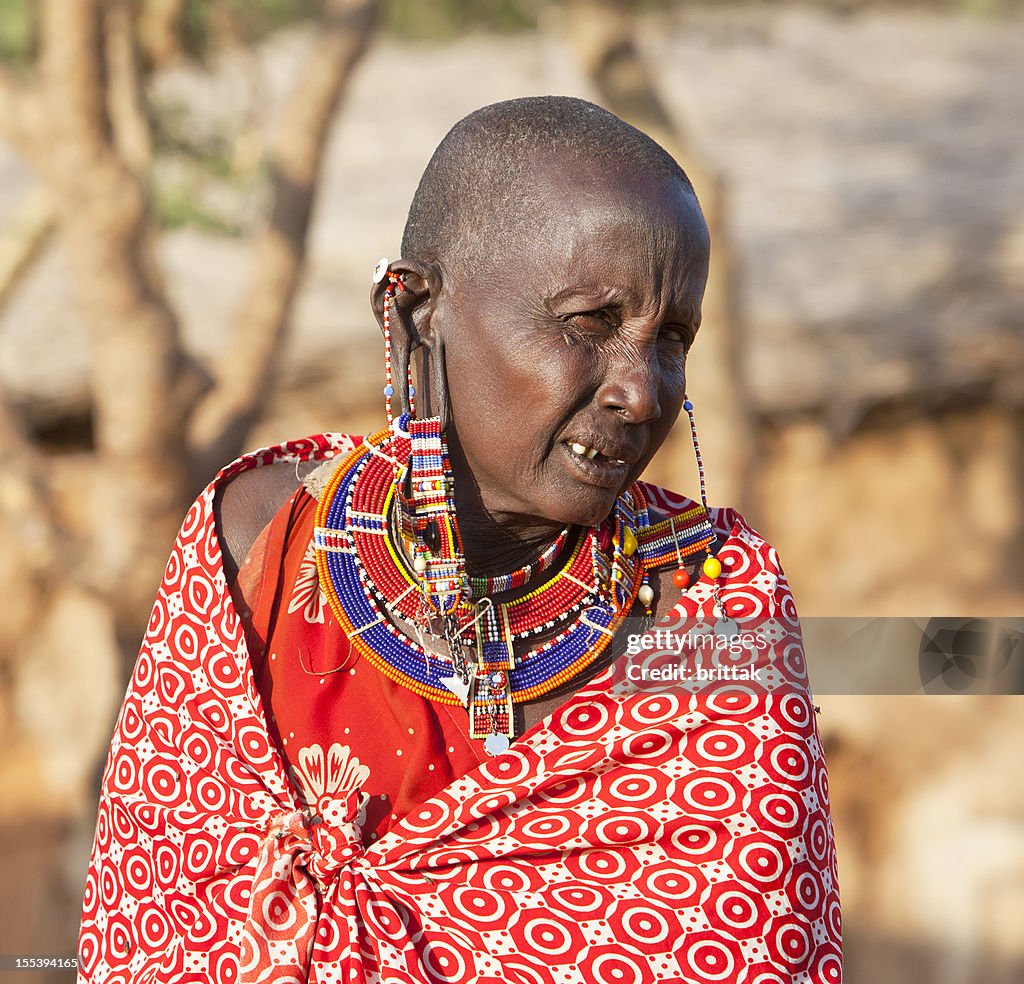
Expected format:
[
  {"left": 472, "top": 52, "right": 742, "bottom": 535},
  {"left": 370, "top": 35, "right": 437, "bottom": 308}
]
[{"left": 672, "top": 568, "right": 691, "bottom": 590}]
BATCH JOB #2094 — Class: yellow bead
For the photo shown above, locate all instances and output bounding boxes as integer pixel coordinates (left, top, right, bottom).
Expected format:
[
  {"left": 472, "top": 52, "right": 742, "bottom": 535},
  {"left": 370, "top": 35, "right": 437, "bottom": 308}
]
[
  {"left": 623, "top": 528, "right": 638, "bottom": 557},
  {"left": 703, "top": 556, "right": 722, "bottom": 579}
]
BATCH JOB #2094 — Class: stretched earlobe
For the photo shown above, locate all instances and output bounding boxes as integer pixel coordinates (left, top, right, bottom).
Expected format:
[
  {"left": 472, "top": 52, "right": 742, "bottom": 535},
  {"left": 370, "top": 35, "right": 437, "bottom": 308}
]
[
  {"left": 369, "top": 257, "right": 447, "bottom": 427},
  {"left": 430, "top": 336, "right": 451, "bottom": 433},
  {"left": 388, "top": 296, "right": 416, "bottom": 420}
]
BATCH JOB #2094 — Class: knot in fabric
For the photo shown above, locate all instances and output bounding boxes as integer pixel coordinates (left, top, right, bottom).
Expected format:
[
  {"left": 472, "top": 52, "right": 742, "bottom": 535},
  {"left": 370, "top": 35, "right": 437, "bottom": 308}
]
[
  {"left": 306, "top": 789, "right": 365, "bottom": 884},
  {"left": 239, "top": 795, "right": 365, "bottom": 984}
]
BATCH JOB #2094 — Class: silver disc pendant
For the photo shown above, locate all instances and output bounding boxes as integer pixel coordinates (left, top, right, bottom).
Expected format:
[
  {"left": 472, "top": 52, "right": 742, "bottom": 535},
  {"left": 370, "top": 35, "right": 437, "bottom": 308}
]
[
  {"left": 484, "top": 733, "right": 511, "bottom": 756},
  {"left": 716, "top": 617, "right": 740, "bottom": 639}
]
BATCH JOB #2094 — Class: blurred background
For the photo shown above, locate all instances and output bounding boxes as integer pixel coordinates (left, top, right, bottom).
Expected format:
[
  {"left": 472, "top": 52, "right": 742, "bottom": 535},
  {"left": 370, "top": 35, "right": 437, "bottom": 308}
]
[{"left": 0, "top": 0, "right": 1022, "bottom": 981}]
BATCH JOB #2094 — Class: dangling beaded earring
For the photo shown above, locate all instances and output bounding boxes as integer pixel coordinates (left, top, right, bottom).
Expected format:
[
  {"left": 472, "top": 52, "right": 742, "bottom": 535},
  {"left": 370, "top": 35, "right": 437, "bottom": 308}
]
[
  {"left": 664, "top": 396, "right": 712, "bottom": 595},
  {"left": 374, "top": 257, "right": 415, "bottom": 427},
  {"left": 680, "top": 396, "right": 730, "bottom": 629},
  {"left": 397, "top": 415, "right": 466, "bottom": 621},
  {"left": 374, "top": 258, "right": 469, "bottom": 641}
]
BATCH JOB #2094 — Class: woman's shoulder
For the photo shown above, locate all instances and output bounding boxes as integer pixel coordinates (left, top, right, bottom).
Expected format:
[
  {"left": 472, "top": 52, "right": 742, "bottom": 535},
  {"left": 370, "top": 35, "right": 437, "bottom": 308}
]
[
  {"left": 635, "top": 480, "right": 785, "bottom": 572},
  {"left": 212, "top": 433, "right": 362, "bottom": 578},
  {"left": 636, "top": 480, "right": 795, "bottom": 635},
  {"left": 637, "top": 480, "right": 744, "bottom": 542}
]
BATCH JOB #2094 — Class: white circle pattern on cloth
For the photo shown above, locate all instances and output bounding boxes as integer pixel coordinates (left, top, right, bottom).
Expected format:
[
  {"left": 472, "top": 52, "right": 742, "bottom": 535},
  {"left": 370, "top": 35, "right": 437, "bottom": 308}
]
[{"left": 77, "top": 434, "right": 842, "bottom": 984}]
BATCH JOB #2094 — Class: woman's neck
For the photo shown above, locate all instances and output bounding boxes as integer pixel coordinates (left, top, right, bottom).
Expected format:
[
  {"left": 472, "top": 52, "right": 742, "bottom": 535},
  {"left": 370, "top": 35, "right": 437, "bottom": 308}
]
[
  {"left": 444, "top": 433, "right": 582, "bottom": 579},
  {"left": 455, "top": 504, "right": 570, "bottom": 579}
]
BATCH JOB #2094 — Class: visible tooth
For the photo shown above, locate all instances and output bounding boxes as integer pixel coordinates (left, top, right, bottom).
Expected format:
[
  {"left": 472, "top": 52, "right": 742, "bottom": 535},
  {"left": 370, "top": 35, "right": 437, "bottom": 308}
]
[
  {"left": 611, "top": 458, "right": 625, "bottom": 466},
  {"left": 585, "top": 447, "right": 599, "bottom": 459},
  {"left": 570, "top": 442, "right": 588, "bottom": 455}
]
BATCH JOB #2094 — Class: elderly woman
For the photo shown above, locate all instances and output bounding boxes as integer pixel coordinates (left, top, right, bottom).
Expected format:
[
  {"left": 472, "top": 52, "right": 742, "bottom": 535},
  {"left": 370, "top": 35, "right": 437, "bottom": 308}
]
[{"left": 79, "top": 97, "right": 841, "bottom": 983}]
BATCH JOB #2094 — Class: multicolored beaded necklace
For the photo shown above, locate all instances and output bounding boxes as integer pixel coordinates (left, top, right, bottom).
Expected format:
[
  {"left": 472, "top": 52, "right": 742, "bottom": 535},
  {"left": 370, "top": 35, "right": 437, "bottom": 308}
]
[
  {"left": 468, "top": 526, "right": 571, "bottom": 599},
  {"left": 353, "top": 264, "right": 724, "bottom": 751},
  {"left": 315, "top": 421, "right": 653, "bottom": 753}
]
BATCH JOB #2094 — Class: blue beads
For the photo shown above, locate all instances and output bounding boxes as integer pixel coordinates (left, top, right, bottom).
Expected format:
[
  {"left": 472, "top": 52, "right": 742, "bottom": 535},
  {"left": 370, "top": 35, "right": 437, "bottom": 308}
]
[
  {"left": 683, "top": 399, "right": 694, "bottom": 411},
  {"left": 316, "top": 434, "right": 642, "bottom": 705},
  {"left": 383, "top": 384, "right": 395, "bottom": 397},
  {"left": 408, "top": 385, "right": 416, "bottom": 398}
]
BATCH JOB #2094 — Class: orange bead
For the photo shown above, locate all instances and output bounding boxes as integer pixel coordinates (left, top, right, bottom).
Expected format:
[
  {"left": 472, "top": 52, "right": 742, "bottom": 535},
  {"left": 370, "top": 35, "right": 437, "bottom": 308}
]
[{"left": 672, "top": 568, "right": 691, "bottom": 590}]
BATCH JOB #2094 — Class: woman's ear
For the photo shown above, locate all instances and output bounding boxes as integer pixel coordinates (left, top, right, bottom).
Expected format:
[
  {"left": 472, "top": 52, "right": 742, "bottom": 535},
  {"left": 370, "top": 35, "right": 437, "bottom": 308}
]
[{"left": 369, "top": 258, "right": 444, "bottom": 421}]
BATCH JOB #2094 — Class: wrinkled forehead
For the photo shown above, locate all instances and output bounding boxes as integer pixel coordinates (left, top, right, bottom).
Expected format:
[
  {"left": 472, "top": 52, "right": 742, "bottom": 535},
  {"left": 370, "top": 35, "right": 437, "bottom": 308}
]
[{"left": 482, "top": 150, "right": 709, "bottom": 292}]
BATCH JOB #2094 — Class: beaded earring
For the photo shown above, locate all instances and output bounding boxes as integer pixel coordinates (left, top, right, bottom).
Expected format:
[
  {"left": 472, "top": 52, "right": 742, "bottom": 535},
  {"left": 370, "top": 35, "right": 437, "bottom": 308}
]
[
  {"left": 374, "top": 259, "right": 470, "bottom": 640},
  {"left": 396, "top": 414, "right": 466, "bottom": 621},
  {"left": 680, "top": 396, "right": 730, "bottom": 629},
  {"left": 374, "top": 257, "right": 416, "bottom": 426}
]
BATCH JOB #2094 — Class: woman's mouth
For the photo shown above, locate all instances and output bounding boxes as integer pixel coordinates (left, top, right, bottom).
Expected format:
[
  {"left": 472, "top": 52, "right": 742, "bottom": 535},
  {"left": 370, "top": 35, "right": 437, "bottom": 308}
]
[
  {"left": 562, "top": 439, "right": 633, "bottom": 487},
  {"left": 567, "top": 441, "right": 628, "bottom": 466}
]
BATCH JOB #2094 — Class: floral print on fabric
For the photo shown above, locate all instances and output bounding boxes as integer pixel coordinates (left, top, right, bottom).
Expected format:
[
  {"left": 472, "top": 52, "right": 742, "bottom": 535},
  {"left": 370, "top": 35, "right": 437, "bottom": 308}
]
[{"left": 287, "top": 541, "right": 327, "bottom": 626}]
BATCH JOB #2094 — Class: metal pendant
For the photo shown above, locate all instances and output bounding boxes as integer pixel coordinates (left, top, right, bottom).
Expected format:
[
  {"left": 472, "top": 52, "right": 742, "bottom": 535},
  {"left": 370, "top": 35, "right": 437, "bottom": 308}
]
[
  {"left": 439, "top": 675, "right": 470, "bottom": 705},
  {"left": 484, "top": 733, "right": 511, "bottom": 756},
  {"left": 716, "top": 617, "right": 740, "bottom": 638}
]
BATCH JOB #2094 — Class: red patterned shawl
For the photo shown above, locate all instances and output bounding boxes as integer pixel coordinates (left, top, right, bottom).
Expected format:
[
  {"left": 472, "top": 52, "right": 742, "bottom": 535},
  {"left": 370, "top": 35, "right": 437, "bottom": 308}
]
[{"left": 78, "top": 434, "right": 842, "bottom": 984}]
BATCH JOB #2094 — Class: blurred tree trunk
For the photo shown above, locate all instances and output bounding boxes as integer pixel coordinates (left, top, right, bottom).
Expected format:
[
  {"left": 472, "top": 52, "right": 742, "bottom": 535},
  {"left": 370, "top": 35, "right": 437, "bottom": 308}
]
[
  {"left": 139, "top": 0, "right": 188, "bottom": 68},
  {"left": 0, "top": 188, "right": 53, "bottom": 311},
  {"left": 186, "top": 0, "right": 380, "bottom": 482},
  {"left": 566, "top": 0, "right": 753, "bottom": 513},
  {"left": 0, "top": 0, "right": 379, "bottom": 657},
  {"left": 107, "top": 0, "right": 154, "bottom": 175}
]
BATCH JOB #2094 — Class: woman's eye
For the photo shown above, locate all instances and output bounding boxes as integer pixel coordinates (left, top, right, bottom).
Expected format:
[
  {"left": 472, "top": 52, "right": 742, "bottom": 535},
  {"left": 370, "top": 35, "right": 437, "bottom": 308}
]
[
  {"left": 559, "top": 312, "right": 611, "bottom": 348},
  {"left": 563, "top": 310, "right": 617, "bottom": 336},
  {"left": 571, "top": 312, "right": 613, "bottom": 330},
  {"left": 660, "top": 325, "right": 693, "bottom": 349}
]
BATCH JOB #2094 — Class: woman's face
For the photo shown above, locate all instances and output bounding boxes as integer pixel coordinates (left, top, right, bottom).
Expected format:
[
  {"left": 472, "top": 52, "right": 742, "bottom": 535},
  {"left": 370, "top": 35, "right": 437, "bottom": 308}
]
[{"left": 433, "top": 156, "right": 711, "bottom": 530}]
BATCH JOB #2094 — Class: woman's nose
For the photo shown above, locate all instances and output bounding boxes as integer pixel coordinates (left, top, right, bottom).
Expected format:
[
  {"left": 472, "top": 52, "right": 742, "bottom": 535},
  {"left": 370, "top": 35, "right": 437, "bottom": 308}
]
[{"left": 596, "top": 350, "right": 663, "bottom": 424}]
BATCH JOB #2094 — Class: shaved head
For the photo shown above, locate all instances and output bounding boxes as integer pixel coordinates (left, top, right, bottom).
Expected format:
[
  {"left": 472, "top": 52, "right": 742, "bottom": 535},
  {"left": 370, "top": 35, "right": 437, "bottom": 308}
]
[{"left": 401, "top": 96, "right": 697, "bottom": 278}]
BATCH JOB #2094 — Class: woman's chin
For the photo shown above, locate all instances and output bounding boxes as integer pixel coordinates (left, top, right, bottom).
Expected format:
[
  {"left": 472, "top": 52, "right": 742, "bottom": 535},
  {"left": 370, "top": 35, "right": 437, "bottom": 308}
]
[
  {"left": 535, "top": 486, "right": 623, "bottom": 530},
  {"left": 482, "top": 471, "right": 632, "bottom": 531}
]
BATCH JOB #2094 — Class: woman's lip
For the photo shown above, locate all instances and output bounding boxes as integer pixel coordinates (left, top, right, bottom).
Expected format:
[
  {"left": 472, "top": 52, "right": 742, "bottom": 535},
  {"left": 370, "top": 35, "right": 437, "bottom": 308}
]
[{"left": 561, "top": 441, "right": 631, "bottom": 488}]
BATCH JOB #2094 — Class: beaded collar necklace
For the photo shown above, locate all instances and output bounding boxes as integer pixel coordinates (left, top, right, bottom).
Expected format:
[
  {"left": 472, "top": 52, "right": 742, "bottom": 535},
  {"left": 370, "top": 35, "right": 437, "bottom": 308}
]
[
  {"left": 314, "top": 423, "right": 649, "bottom": 753},
  {"left": 467, "top": 526, "right": 572, "bottom": 599}
]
